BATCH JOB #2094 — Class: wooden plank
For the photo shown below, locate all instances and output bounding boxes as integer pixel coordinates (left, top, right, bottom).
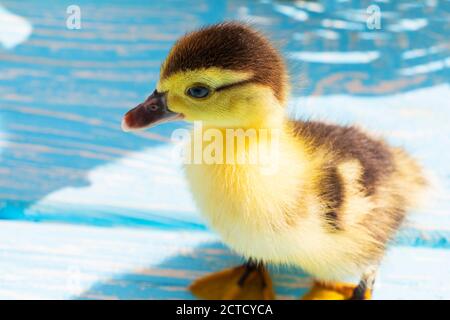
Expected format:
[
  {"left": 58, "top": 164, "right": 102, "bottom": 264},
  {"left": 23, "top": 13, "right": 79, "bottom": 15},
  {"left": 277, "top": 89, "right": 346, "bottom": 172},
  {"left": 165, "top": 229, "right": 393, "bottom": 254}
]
[
  {"left": 0, "top": 0, "right": 449, "bottom": 299},
  {"left": 0, "top": 221, "right": 448, "bottom": 300}
]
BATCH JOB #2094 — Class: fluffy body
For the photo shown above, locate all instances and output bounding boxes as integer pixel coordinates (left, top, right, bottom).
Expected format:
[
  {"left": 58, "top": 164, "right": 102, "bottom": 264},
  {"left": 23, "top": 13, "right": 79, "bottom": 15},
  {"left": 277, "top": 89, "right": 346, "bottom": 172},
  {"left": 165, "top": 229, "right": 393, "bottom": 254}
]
[{"left": 184, "top": 120, "right": 425, "bottom": 280}]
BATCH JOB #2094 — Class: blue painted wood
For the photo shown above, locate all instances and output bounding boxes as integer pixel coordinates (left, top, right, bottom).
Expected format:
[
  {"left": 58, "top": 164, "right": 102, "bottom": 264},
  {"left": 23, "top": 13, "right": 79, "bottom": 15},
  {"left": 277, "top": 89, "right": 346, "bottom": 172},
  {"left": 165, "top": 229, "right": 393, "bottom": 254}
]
[{"left": 0, "top": 0, "right": 449, "bottom": 299}]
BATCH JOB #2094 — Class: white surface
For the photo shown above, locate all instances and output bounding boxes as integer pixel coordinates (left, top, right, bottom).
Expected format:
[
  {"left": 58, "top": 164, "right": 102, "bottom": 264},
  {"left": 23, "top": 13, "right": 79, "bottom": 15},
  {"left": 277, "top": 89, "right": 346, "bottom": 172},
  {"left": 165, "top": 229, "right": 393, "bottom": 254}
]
[
  {"left": 0, "top": 5, "right": 32, "bottom": 49},
  {"left": 289, "top": 51, "right": 380, "bottom": 63}
]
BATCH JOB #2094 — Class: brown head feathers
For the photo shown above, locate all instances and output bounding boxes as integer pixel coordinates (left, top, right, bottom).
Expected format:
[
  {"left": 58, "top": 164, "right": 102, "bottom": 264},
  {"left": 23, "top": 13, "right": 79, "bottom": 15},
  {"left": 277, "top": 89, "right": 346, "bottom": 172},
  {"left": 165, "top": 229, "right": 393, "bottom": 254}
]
[{"left": 161, "top": 22, "right": 288, "bottom": 103}]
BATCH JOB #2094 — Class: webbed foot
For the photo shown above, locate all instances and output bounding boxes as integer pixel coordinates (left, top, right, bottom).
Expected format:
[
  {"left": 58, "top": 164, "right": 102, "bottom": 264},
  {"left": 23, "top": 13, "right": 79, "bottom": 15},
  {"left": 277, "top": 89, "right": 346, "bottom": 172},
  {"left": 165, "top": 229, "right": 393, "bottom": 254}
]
[
  {"left": 189, "top": 260, "right": 275, "bottom": 300},
  {"left": 301, "top": 281, "right": 372, "bottom": 300}
]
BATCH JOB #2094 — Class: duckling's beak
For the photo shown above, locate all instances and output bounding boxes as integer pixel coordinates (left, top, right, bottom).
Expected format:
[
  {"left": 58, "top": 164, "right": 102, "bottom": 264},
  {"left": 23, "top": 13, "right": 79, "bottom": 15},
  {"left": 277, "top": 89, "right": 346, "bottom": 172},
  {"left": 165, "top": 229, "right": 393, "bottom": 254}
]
[{"left": 121, "top": 90, "right": 184, "bottom": 132}]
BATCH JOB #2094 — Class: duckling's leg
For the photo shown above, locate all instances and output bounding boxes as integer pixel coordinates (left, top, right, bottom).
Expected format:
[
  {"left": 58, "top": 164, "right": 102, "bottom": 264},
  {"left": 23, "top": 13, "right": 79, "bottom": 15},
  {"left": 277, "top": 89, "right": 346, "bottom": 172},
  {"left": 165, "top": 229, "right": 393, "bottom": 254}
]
[
  {"left": 350, "top": 266, "right": 377, "bottom": 300},
  {"left": 302, "top": 266, "right": 377, "bottom": 300},
  {"left": 189, "top": 259, "right": 275, "bottom": 300}
]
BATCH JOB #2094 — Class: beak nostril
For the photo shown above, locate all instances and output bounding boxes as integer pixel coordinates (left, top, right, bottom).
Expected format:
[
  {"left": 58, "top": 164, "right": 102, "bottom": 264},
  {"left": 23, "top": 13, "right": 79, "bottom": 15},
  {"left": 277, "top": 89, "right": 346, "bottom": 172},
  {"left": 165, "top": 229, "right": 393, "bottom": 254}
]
[{"left": 122, "top": 88, "right": 181, "bottom": 132}]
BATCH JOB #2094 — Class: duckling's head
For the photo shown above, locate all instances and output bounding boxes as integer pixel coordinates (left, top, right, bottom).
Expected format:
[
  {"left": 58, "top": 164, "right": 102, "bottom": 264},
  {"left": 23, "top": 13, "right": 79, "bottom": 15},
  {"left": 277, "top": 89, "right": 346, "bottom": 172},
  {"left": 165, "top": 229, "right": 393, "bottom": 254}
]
[{"left": 122, "top": 22, "right": 288, "bottom": 131}]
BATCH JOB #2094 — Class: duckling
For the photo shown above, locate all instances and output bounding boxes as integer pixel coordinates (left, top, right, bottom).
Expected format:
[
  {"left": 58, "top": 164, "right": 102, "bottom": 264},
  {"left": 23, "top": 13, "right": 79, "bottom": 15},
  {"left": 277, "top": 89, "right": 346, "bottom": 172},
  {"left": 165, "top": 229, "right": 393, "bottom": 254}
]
[{"left": 122, "top": 22, "right": 427, "bottom": 300}]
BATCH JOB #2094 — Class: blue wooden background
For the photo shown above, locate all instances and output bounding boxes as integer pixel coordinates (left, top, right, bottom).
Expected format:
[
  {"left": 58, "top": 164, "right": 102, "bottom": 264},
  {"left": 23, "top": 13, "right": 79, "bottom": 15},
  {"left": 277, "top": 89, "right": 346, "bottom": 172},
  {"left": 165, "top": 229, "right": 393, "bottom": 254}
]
[{"left": 0, "top": 0, "right": 449, "bottom": 299}]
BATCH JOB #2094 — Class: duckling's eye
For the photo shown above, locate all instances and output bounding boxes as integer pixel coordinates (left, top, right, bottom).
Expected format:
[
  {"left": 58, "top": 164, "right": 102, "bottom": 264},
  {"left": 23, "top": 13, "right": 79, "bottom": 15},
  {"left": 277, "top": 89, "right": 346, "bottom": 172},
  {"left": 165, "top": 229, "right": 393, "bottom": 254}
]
[{"left": 186, "top": 86, "right": 210, "bottom": 99}]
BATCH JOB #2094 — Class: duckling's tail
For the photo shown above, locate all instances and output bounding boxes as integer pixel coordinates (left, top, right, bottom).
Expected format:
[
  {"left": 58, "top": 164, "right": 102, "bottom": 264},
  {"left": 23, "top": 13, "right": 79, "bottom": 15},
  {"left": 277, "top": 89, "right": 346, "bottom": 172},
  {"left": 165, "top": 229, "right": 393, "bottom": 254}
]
[{"left": 391, "top": 147, "right": 429, "bottom": 211}]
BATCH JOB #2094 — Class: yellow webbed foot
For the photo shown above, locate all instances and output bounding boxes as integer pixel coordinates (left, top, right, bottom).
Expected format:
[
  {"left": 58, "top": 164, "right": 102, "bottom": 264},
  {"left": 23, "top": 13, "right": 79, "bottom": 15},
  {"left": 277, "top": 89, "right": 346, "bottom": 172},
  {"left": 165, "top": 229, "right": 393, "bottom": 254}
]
[
  {"left": 301, "top": 281, "right": 372, "bottom": 300},
  {"left": 189, "top": 263, "right": 275, "bottom": 300}
]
